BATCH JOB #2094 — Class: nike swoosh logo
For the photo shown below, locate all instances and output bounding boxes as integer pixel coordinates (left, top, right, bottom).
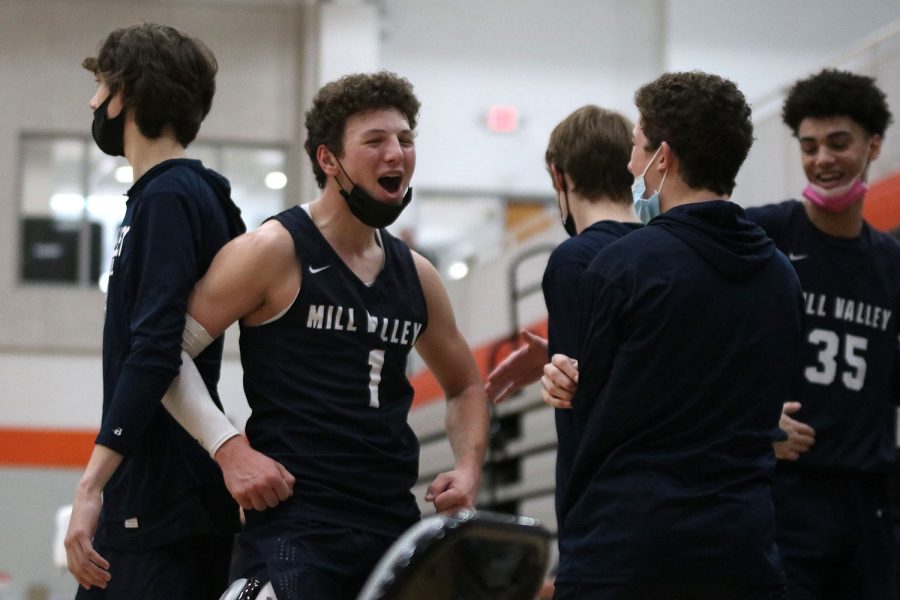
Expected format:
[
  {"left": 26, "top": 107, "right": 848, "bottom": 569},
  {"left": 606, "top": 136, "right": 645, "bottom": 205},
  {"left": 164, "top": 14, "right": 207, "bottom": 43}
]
[
  {"left": 788, "top": 253, "right": 808, "bottom": 261},
  {"left": 308, "top": 265, "right": 332, "bottom": 274}
]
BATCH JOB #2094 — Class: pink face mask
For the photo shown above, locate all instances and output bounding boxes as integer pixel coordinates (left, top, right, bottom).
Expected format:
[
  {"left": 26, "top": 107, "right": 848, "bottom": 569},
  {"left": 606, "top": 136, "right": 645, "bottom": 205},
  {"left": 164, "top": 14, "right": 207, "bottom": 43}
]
[{"left": 802, "top": 176, "right": 868, "bottom": 213}]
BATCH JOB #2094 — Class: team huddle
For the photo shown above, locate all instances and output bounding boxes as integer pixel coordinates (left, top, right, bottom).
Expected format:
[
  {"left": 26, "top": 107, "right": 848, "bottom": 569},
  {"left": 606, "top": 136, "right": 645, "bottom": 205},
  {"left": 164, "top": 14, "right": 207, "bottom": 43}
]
[{"left": 64, "top": 22, "right": 899, "bottom": 600}]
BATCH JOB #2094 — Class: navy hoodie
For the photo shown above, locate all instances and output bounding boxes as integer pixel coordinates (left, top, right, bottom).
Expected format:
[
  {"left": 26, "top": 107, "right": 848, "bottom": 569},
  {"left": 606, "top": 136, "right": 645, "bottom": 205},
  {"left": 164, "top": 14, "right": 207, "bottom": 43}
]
[
  {"left": 95, "top": 159, "right": 244, "bottom": 549},
  {"left": 556, "top": 200, "right": 803, "bottom": 586}
]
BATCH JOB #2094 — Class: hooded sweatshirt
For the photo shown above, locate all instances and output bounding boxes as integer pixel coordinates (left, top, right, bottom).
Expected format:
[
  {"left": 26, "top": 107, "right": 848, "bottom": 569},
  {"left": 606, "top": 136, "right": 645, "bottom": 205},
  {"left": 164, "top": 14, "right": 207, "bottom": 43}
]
[
  {"left": 96, "top": 159, "right": 245, "bottom": 549},
  {"left": 556, "top": 200, "right": 803, "bottom": 586}
]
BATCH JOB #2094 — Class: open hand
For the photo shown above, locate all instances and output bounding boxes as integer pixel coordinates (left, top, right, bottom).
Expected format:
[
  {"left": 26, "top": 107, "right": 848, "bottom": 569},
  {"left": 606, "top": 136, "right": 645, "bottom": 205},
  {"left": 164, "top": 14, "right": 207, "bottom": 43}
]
[{"left": 485, "top": 330, "right": 548, "bottom": 404}]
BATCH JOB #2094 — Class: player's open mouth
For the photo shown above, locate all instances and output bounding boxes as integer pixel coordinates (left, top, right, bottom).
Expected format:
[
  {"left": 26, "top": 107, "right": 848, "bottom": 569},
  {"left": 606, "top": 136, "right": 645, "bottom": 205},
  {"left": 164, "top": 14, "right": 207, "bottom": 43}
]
[
  {"left": 816, "top": 172, "right": 843, "bottom": 186},
  {"left": 379, "top": 175, "right": 402, "bottom": 193}
]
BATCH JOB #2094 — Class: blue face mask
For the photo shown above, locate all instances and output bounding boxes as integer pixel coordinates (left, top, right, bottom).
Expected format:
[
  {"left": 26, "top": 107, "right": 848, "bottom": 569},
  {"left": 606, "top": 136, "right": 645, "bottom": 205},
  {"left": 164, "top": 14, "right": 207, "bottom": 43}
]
[{"left": 631, "top": 146, "right": 667, "bottom": 224}]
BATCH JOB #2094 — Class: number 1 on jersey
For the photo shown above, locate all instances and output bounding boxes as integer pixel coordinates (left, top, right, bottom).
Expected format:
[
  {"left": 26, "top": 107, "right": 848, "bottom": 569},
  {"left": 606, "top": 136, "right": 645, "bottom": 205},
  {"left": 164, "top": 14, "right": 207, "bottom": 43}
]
[{"left": 368, "top": 349, "right": 385, "bottom": 408}]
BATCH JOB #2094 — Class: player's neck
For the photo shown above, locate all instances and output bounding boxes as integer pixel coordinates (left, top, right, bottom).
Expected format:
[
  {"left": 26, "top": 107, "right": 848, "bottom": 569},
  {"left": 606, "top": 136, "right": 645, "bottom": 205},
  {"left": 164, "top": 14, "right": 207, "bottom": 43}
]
[
  {"left": 803, "top": 199, "right": 864, "bottom": 239},
  {"left": 310, "top": 191, "right": 382, "bottom": 254},
  {"left": 660, "top": 178, "right": 727, "bottom": 212},
  {"left": 125, "top": 122, "right": 186, "bottom": 182},
  {"left": 577, "top": 195, "right": 639, "bottom": 231}
]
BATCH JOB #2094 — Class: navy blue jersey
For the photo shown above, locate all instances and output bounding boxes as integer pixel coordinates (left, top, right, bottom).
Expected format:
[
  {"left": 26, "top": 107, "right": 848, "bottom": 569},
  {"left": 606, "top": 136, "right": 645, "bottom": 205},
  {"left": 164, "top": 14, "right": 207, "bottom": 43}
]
[
  {"left": 557, "top": 201, "right": 802, "bottom": 586},
  {"left": 97, "top": 159, "right": 244, "bottom": 549},
  {"left": 239, "top": 205, "right": 428, "bottom": 537},
  {"left": 746, "top": 200, "right": 900, "bottom": 474},
  {"left": 542, "top": 220, "right": 641, "bottom": 526}
]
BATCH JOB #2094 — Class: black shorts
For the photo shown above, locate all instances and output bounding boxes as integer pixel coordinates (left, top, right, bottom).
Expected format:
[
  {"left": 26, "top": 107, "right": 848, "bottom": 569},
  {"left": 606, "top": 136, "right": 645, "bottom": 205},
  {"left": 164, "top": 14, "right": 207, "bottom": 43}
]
[
  {"left": 774, "top": 465, "right": 896, "bottom": 600},
  {"left": 73, "top": 533, "right": 233, "bottom": 600},
  {"left": 237, "top": 516, "right": 398, "bottom": 600}
]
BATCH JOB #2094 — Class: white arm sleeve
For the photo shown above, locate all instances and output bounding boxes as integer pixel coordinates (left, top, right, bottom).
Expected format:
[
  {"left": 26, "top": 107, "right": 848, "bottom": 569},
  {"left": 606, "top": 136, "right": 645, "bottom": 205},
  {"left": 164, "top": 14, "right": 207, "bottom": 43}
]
[
  {"left": 162, "top": 317, "right": 240, "bottom": 457},
  {"left": 182, "top": 314, "right": 215, "bottom": 359}
]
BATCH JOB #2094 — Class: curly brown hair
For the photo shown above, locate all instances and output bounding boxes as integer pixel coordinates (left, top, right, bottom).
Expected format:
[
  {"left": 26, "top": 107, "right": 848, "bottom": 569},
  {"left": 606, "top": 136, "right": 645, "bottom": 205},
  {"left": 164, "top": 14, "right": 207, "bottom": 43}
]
[
  {"left": 634, "top": 71, "right": 753, "bottom": 196},
  {"left": 545, "top": 105, "right": 633, "bottom": 205},
  {"left": 782, "top": 69, "right": 893, "bottom": 138},
  {"left": 83, "top": 23, "right": 217, "bottom": 147},
  {"left": 304, "top": 71, "right": 420, "bottom": 188}
]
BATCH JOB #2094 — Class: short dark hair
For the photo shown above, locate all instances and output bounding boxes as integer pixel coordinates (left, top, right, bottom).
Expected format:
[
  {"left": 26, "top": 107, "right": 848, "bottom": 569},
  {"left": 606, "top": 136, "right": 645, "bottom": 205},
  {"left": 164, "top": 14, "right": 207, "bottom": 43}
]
[
  {"left": 304, "top": 71, "right": 420, "bottom": 188},
  {"left": 634, "top": 71, "right": 753, "bottom": 197},
  {"left": 83, "top": 23, "right": 217, "bottom": 147},
  {"left": 545, "top": 105, "right": 633, "bottom": 204},
  {"left": 782, "top": 69, "right": 893, "bottom": 138}
]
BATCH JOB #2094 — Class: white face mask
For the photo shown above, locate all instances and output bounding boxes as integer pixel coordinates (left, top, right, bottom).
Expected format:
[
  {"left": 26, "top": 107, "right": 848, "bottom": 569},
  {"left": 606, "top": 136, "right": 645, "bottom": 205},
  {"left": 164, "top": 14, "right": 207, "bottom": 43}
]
[{"left": 631, "top": 146, "right": 668, "bottom": 224}]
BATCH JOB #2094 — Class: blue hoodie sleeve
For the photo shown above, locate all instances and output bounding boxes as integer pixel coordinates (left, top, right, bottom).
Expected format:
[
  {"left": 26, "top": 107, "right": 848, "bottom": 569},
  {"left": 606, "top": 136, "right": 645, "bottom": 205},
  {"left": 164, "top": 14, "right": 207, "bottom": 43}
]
[
  {"left": 573, "top": 270, "right": 626, "bottom": 417},
  {"left": 97, "top": 191, "right": 198, "bottom": 454}
]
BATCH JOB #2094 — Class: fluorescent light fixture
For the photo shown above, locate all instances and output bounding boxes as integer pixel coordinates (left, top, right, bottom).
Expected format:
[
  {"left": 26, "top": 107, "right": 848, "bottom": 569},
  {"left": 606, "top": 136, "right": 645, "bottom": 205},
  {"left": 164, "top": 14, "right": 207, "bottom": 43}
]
[
  {"left": 115, "top": 166, "right": 134, "bottom": 183},
  {"left": 265, "top": 171, "right": 288, "bottom": 190},
  {"left": 49, "top": 193, "right": 85, "bottom": 217},
  {"left": 447, "top": 260, "right": 469, "bottom": 280},
  {"left": 86, "top": 195, "right": 126, "bottom": 221}
]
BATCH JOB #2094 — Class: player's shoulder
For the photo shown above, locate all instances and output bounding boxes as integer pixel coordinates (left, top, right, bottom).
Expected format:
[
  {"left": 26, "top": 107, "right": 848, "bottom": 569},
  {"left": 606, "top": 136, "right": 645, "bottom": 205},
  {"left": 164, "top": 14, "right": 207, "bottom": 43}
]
[
  {"left": 548, "top": 235, "right": 588, "bottom": 266},
  {"left": 549, "top": 222, "right": 638, "bottom": 267},
  {"left": 581, "top": 227, "right": 649, "bottom": 279},
  {"left": 140, "top": 160, "right": 206, "bottom": 193},
  {"left": 203, "top": 221, "right": 298, "bottom": 293},
  {"left": 743, "top": 199, "right": 799, "bottom": 227},
  {"left": 410, "top": 249, "right": 440, "bottom": 284},
  {"left": 136, "top": 160, "right": 229, "bottom": 219},
  {"left": 868, "top": 224, "right": 900, "bottom": 258},
  {"left": 223, "top": 219, "right": 295, "bottom": 264}
]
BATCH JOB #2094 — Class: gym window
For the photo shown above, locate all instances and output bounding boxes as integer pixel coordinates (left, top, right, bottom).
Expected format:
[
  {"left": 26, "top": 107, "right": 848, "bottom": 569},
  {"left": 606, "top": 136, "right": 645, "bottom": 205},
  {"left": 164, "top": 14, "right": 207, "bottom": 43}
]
[{"left": 17, "top": 134, "right": 287, "bottom": 289}]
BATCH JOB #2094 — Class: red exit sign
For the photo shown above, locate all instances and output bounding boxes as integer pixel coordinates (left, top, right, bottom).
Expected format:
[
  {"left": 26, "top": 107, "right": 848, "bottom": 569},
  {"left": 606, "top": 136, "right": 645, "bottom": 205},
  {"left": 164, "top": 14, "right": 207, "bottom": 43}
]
[{"left": 487, "top": 105, "right": 519, "bottom": 133}]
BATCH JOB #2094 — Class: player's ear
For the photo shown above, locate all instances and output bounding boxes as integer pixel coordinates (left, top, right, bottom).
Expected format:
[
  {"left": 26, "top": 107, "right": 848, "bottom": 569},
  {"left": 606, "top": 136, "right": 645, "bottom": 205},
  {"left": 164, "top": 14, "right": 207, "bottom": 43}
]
[
  {"left": 317, "top": 145, "right": 340, "bottom": 178},
  {"left": 658, "top": 141, "right": 676, "bottom": 173},
  {"left": 866, "top": 134, "right": 882, "bottom": 164},
  {"left": 549, "top": 164, "right": 566, "bottom": 193}
]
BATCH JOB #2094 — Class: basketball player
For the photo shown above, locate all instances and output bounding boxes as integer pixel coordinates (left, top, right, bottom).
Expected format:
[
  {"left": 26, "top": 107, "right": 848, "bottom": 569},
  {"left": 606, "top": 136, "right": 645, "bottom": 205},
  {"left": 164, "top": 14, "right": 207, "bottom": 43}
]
[
  {"left": 746, "top": 69, "right": 900, "bottom": 600},
  {"left": 65, "top": 23, "right": 244, "bottom": 599},
  {"left": 550, "top": 72, "right": 803, "bottom": 598},
  {"left": 165, "top": 71, "right": 488, "bottom": 599},
  {"left": 483, "top": 106, "right": 639, "bottom": 551},
  {"left": 484, "top": 105, "right": 638, "bottom": 406}
]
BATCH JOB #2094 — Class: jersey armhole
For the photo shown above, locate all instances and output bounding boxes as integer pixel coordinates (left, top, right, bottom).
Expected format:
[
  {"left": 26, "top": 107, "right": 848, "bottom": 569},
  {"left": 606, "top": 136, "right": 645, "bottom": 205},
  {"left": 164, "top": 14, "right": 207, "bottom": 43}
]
[{"left": 246, "top": 287, "right": 300, "bottom": 327}]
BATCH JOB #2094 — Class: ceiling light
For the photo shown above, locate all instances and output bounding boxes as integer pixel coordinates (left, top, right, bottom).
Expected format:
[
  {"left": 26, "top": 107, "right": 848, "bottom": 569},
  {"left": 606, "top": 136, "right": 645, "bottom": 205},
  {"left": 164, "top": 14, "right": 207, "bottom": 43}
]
[
  {"left": 115, "top": 166, "right": 133, "bottom": 183},
  {"left": 49, "top": 193, "right": 85, "bottom": 217},
  {"left": 265, "top": 171, "right": 287, "bottom": 190},
  {"left": 447, "top": 260, "right": 469, "bottom": 280}
]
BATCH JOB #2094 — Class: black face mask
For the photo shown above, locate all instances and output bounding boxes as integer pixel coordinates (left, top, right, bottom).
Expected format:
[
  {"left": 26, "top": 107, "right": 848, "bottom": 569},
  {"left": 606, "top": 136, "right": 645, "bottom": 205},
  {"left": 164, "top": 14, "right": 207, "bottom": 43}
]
[
  {"left": 92, "top": 95, "right": 126, "bottom": 157},
  {"left": 333, "top": 155, "right": 412, "bottom": 228},
  {"left": 559, "top": 189, "right": 577, "bottom": 237}
]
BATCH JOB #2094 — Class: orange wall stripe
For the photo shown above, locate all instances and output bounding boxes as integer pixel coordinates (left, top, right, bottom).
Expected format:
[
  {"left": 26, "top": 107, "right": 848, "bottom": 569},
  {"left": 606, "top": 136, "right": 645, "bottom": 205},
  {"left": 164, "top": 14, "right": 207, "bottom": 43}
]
[
  {"left": 864, "top": 170, "right": 900, "bottom": 232},
  {"left": 0, "top": 428, "right": 95, "bottom": 469},
  {"left": 0, "top": 321, "right": 552, "bottom": 467}
]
